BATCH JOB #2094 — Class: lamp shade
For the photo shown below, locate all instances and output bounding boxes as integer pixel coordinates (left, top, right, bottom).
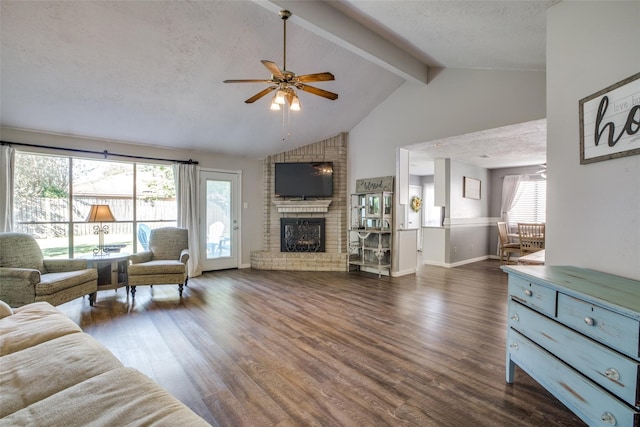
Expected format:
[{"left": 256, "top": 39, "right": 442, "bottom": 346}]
[{"left": 85, "top": 205, "right": 116, "bottom": 222}]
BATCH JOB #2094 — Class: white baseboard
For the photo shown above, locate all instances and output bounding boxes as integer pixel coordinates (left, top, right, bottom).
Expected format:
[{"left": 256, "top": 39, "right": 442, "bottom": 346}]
[
  {"left": 422, "top": 255, "right": 490, "bottom": 269},
  {"left": 391, "top": 268, "right": 416, "bottom": 277}
]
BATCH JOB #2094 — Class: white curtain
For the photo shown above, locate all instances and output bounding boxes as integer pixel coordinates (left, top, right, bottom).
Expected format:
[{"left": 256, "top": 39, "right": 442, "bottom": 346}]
[
  {"left": 0, "top": 145, "right": 15, "bottom": 232},
  {"left": 498, "top": 174, "right": 527, "bottom": 255},
  {"left": 174, "top": 163, "right": 202, "bottom": 277},
  {"left": 500, "top": 175, "right": 526, "bottom": 225}
]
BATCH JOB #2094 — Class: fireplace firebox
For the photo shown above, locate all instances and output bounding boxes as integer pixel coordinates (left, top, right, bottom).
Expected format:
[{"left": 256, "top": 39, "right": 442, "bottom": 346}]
[{"left": 280, "top": 218, "right": 325, "bottom": 252}]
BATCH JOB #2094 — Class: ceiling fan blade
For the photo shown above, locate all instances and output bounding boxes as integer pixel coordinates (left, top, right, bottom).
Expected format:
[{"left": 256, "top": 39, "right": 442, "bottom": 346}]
[
  {"left": 245, "top": 86, "right": 277, "bottom": 103},
  {"left": 297, "top": 72, "right": 335, "bottom": 83},
  {"left": 261, "top": 60, "right": 285, "bottom": 80},
  {"left": 296, "top": 83, "right": 339, "bottom": 101},
  {"left": 224, "top": 79, "right": 272, "bottom": 83}
]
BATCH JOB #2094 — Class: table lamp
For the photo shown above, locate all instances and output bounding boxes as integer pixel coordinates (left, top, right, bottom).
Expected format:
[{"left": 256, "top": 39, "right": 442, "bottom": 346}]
[{"left": 85, "top": 204, "right": 116, "bottom": 256}]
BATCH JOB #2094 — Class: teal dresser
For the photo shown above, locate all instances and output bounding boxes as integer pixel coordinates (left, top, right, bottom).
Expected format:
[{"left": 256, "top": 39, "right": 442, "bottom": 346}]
[{"left": 502, "top": 265, "right": 640, "bottom": 426}]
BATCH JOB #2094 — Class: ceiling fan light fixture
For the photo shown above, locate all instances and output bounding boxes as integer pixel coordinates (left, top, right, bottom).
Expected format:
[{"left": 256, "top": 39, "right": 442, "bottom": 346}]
[
  {"left": 270, "top": 96, "right": 281, "bottom": 110},
  {"left": 290, "top": 94, "right": 301, "bottom": 111},
  {"left": 223, "top": 10, "right": 337, "bottom": 110},
  {"left": 274, "top": 89, "right": 286, "bottom": 105}
]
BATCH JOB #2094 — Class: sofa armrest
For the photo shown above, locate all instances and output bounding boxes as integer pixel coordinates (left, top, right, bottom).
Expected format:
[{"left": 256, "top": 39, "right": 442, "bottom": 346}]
[
  {"left": 0, "top": 267, "right": 41, "bottom": 284},
  {"left": 130, "top": 251, "right": 153, "bottom": 264},
  {"left": 180, "top": 249, "right": 190, "bottom": 264},
  {"left": 0, "top": 268, "right": 40, "bottom": 306},
  {"left": 43, "top": 259, "right": 90, "bottom": 273}
]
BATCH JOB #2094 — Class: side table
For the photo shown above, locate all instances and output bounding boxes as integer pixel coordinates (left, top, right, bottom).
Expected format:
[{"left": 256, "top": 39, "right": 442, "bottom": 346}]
[{"left": 80, "top": 253, "right": 130, "bottom": 299}]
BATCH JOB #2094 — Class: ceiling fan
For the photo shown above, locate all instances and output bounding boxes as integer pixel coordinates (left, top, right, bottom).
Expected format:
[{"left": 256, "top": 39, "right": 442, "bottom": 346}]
[{"left": 223, "top": 10, "right": 338, "bottom": 111}]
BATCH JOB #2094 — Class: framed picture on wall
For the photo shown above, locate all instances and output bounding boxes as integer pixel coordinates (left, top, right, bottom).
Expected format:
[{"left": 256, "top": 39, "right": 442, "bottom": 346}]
[{"left": 463, "top": 177, "right": 481, "bottom": 200}]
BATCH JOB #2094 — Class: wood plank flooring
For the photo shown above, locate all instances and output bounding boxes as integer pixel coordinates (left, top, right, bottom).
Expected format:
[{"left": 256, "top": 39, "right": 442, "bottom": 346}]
[{"left": 58, "top": 260, "right": 585, "bottom": 426}]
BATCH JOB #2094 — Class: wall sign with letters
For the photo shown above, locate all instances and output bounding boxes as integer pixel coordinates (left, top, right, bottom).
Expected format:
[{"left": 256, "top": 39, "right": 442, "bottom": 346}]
[
  {"left": 579, "top": 72, "right": 640, "bottom": 164},
  {"left": 355, "top": 176, "right": 394, "bottom": 193}
]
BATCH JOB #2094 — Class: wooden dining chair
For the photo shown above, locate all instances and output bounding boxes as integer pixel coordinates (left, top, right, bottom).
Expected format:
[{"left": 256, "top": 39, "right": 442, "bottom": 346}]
[
  {"left": 518, "top": 223, "right": 545, "bottom": 255},
  {"left": 497, "top": 221, "right": 520, "bottom": 264}
]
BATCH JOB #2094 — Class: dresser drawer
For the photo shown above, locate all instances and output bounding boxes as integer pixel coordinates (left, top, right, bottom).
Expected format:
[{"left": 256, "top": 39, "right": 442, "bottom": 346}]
[
  {"left": 557, "top": 292, "right": 640, "bottom": 359},
  {"left": 508, "top": 275, "right": 556, "bottom": 317},
  {"left": 509, "top": 301, "right": 640, "bottom": 407},
  {"left": 507, "top": 329, "right": 639, "bottom": 427}
]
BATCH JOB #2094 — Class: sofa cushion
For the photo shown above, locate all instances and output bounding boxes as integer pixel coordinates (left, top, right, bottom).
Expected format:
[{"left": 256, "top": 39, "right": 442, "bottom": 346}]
[
  {"left": 36, "top": 269, "right": 97, "bottom": 295},
  {"left": 0, "top": 333, "right": 124, "bottom": 417},
  {"left": 0, "top": 300, "right": 13, "bottom": 319},
  {"left": 0, "top": 232, "right": 45, "bottom": 273},
  {"left": 0, "top": 302, "right": 81, "bottom": 356},
  {"left": 128, "top": 260, "right": 185, "bottom": 276},
  {"left": 1, "top": 367, "right": 211, "bottom": 426}
]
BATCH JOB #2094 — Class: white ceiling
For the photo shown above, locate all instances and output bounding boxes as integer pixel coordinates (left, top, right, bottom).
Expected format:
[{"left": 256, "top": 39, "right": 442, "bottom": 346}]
[{"left": 0, "top": 0, "right": 553, "bottom": 167}]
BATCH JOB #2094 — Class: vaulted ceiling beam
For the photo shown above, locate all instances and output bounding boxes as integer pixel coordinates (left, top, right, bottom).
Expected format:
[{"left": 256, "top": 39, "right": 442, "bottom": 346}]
[{"left": 255, "top": 0, "right": 429, "bottom": 84}]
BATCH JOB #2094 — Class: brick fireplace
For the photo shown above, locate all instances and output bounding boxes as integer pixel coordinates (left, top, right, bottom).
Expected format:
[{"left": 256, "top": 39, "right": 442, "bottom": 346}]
[{"left": 250, "top": 133, "right": 348, "bottom": 271}]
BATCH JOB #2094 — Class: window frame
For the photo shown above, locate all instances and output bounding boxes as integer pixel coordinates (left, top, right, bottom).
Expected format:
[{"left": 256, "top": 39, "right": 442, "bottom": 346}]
[{"left": 13, "top": 151, "right": 177, "bottom": 258}]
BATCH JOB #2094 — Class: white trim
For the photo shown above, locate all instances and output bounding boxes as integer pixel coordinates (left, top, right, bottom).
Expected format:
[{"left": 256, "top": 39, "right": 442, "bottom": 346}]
[
  {"left": 442, "top": 217, "right": 500, "bottom": 228},
  {"left": 423, "top": 255, "right": 491, "bottom": 268},
  {"left": 391, "top": 268, "right": 416, "bottom": 277},
  {"left": 273, "top": 199, "right": 332, "bottom": 213}
]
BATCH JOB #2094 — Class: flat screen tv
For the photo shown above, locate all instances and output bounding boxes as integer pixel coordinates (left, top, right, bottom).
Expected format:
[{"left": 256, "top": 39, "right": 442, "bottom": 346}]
[{"left": 275, "top": 162, "right": 333, "bottom": 199}]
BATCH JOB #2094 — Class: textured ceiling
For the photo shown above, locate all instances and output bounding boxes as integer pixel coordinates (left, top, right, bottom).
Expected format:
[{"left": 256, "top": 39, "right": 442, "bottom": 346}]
[
  {"left": 0, "top": 0, "right": 552, "bottom": 166},
  {"left": 407, "top": 119, "right": 547, "bottom": 175}
]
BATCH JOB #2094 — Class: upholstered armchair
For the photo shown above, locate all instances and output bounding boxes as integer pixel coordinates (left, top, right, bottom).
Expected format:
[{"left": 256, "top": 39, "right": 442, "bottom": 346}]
[
  {"left": 0, "top": 232, "right": 98, "bottom": 308},
  {"left": 127, "top": 227, "right": 189, "bottom": 298}
]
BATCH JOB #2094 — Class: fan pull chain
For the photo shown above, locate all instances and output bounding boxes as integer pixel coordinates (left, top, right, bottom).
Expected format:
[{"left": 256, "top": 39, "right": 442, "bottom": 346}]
[{"left": 281, "top": 102, "right": 292, "bottom": 142}]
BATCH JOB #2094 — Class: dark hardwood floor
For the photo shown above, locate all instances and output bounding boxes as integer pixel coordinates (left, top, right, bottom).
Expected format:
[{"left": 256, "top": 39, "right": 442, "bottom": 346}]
[{"left": 58, "top": 260, "right": 585, "bottom": 426}]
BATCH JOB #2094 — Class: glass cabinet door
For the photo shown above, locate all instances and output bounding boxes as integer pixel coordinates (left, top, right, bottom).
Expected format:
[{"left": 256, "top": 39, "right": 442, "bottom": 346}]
[
  {"left": 366, "top": 194, "right": 380, "bottom": 217},
  {"left": 383, "top": 193, "right": 392, "bottom": 216}
]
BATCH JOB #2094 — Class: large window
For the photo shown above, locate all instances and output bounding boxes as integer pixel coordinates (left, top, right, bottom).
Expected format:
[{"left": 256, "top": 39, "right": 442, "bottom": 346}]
[
  {"left": 508, "top": 179, "right": 546, "bottom": 226},
  {"left": 14, "top": 152, "right": 176, "bottom": 258}
]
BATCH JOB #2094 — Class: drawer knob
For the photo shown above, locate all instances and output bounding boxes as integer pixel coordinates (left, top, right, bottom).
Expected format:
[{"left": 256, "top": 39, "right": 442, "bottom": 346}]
[
  {"left": 600, "top": 412, "right": 616, "bottom": 425},
  {"left": 510, "top": 314, "right": 519, "bottom": 322},
  {"left": 604, "top": 368, "right": 620, "bottom": 381},
  {"left": 524, "top": 289, "right": 533, "bottom": 297},
  {"left": 509, "top": 342, "right": 519, "bottom": 350},
  {"left": 584, "top": 317, "right": 595, "bottom": 326}
]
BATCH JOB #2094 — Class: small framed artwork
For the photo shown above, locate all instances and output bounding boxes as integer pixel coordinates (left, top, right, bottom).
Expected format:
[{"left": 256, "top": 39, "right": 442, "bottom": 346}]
[{"left": 463, "top": 177, "right": 481, "bottom": 200}]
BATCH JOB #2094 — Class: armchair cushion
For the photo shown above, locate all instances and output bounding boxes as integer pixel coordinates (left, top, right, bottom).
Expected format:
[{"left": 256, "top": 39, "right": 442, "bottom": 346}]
[
  {"left": 37, "top": 270, "right": 98, "bottom": 296},
  {"left": 128, "top": 260, "right": 185, "bottom": 276}
]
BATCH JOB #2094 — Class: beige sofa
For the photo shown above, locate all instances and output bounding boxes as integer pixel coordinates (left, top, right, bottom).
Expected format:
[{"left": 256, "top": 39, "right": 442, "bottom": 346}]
[
  {"left": 0, "top": 232, "right": 98, "bottom": 307},
  {"left": 0, "top": 301, "right": 210, "bottom": 426}
]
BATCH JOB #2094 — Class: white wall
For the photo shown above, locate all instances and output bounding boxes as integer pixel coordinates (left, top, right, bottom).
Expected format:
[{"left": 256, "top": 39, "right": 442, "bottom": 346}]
[
  {"left": 546, "top": 2, "right": 640, "bottom": 280},
  {"left": 1, "top": 127, "right": 265, "bottom": 268},
  {"left": 348, "top": 68, "right": 542, "bottom": 267},
  {"left": 348, "top": 68, "right": 546, "bottom": 192}
]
